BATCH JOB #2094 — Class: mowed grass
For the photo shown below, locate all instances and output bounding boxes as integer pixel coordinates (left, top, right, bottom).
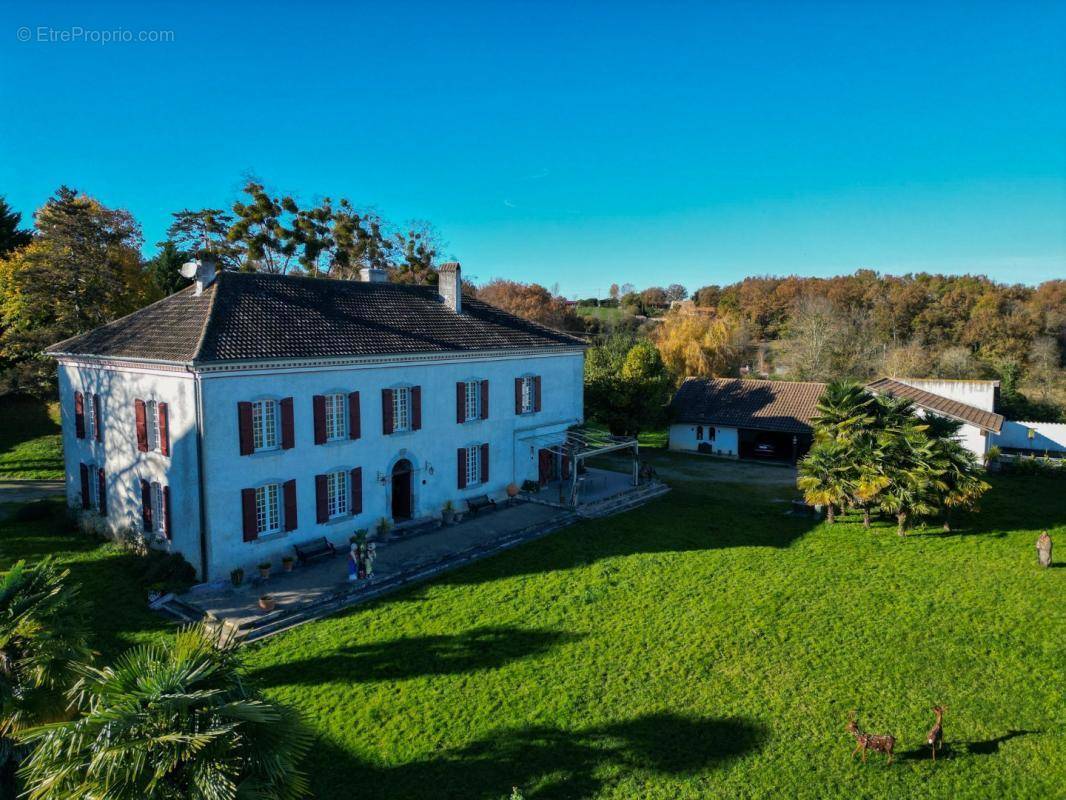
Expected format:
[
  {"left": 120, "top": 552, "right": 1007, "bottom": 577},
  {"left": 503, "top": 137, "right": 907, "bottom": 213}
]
[
  {"left": 0, "top": 398, "right": 64, "bottom": 479},
  {"left": 240, "top": 464, "right": 1065, "bottom": 800}
]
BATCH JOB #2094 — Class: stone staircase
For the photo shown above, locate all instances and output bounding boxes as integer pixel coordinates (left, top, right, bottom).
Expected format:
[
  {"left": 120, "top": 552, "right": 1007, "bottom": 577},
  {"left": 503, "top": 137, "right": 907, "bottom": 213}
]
[{"left": 576, "top": 480, "right": 671, "bottom": 519}]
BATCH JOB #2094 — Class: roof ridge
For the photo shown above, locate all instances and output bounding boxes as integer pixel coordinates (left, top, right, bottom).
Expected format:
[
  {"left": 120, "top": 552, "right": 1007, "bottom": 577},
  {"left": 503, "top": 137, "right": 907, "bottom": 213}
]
[{"left": 190, "top": 275, "right": 222, "bottom": 363}]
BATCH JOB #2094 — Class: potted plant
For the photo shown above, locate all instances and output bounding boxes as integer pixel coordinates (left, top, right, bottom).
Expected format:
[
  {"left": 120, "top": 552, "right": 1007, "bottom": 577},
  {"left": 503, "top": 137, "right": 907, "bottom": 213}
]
[
  {"left": 258, "top": 594, "right": 276, "bottom": 612},
  {"left": 257, "top": 562, "right": 271, "bottom": 579},
  {"left": 281, "top": 555, "right": 295, "bottom": 573},
  {"left": 230, "top": 568, "right": 244, "bottom": 587},
  {"left": 442, "top": 500, "right": 456, "bottom": 525},
  {"left": 350, "top": 529, "right": 368, "bottom": 545},
  {"left": 376, "top": 518, "right": 392, "bottom": 539}
]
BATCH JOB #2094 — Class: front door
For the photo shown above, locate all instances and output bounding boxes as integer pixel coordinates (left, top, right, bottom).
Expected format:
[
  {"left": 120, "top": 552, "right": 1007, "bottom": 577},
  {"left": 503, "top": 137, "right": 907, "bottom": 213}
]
[
  {"left": 538, "top": 449, "right": 553, "bottom": 486},
  {"left": 391, "top": 459, "right": 413, "bottom": 521}
]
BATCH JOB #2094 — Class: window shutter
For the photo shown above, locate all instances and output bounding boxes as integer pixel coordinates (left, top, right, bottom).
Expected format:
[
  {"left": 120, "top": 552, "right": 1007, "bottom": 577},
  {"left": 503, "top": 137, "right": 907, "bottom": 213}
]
[
  {"left": 134, "top": 399, "right": 148, "bottom": 452},
  {"left": 562, "top": 455, "right": 571, "bottom": 480},
  {"left": 241, "top": 488, "right": 258, "bottom": 541},
  {"left": 280, "top": 397, "right": 295, "bottom": 449},
  {"left": 350, "top": 467, "right": 362, "bottom": 515},
  {"left": 534, "top": 376, "right": 542, "bottom": 412},
  {"left": 456, "top": 381, "right": 466, "bottom": 424},
  {"left": 315, "top": 474, "right": 329, "bottom": 523},
  {"left": 480, "top": 442, "right": 489, "bottom": 484},
  {"left": 457, "top": 448, "right": 467, "bottom": 490},
  {"left": 514, "top": 378, "right": 523, "bottom": 414},
  {"left": 93, "top": 394, "right": 102, "bottom": 441},
  {"left": 283, "top": 479, "right": 297, "bottom": 531},
  {"left": 312, "top": 395, "right": 327, "bottom": 445},
  {"left": 480, "top": 380, "right": 489, "bottom": 420},
  {"left": 97, "top": 469, "right": 107, "bottom": 516},
  {"left": 163, "top": 485, "right": 172, "bottom": 539},
  {"left": 411, "top": 386, "right": 422, "bottom": 431},
  {"left": 74, "top": 391, "right": 85, "bottom": 439},
  {"left": 141, "top": 479, "right": 152, "bottom": 532},
  {"left": 79, "top": 463, "right": 90, "bottom": 509},
  {"left": 382, "top": 389, "right": 394, "bottom": 435},
  {"left": 158, "top": 402, "right": 169, "bottom": 456},
  {"left": 348, "top": 392, "right": 361, "bottom": 440},
  {"left": 237, "top": 402, "right": 254, "bottom": 455}
]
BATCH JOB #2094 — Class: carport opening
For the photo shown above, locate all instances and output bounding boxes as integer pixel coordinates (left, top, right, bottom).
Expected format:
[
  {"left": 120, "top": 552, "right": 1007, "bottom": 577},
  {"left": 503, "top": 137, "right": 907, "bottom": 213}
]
[{"left": 737, "top": 429, "right": 811, "bottom": 463}]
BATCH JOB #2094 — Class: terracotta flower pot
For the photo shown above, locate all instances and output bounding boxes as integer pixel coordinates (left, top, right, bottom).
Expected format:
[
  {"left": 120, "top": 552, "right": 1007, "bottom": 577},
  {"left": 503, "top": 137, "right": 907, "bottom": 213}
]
[
  {"left": 258, "top": 596, "right": 275, "bottom": 612},
  {"left": 506, "top": 483, "right": 519, "bottom": 498},
  {"left": 282, "top": 559, "right": 294, "bottom": 573}
]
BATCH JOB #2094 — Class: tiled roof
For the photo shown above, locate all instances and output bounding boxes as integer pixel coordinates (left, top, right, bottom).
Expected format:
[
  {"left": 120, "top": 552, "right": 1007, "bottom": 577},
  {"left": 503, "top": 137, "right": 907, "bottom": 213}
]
[
  {"left": 46, "top": 271, "right": 586, "bottom": 364},
  {"left": 669, "top": 378, "right": 827, "bottom": 434},
  {"left": 866, "top": 377, "right": 1004, "bottom": 433}
]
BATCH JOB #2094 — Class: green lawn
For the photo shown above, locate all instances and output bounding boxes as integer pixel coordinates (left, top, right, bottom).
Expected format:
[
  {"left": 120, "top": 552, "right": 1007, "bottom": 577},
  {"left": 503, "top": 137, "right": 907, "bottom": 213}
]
[
  {"left": 0, "top": 398, "right": 64, "bottom": 480},
  {"left": 1, "top": 462, "right": 1063, "bottom": 799},
  {"left": 575, "top": 306, "right": 624, "bottom": 323}
]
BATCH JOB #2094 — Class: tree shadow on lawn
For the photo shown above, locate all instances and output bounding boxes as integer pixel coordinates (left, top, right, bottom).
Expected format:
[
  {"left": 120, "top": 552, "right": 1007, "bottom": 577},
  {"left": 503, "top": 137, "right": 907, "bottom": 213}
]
[
  {"left": 311, "top": 712, "right": 766, "bottom": 800},
  {"left": 897, "top": 729, "right": 1040, "bottom": 762},
  {"left": 249, "top": 626, "right": 582, "bottom": 687}
]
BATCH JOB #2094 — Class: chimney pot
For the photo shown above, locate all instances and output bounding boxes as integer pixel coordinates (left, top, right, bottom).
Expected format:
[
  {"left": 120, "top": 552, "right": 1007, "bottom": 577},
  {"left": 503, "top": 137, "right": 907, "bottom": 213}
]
[{"left": 438, "top": 262, "right": 462, "bottom": 313}]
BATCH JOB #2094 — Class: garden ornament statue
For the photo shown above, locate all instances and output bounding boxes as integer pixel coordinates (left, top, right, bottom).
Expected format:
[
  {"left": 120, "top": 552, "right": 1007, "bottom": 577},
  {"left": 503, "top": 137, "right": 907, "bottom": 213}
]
[
  {"left": 347, "top": 542, "right": 359, "bottom": 582},
  {"left": 926, "top": 705, "right": 945, "bottom": 761},
  {"left": 846, "top": 712, "right": 895, "bottom": 765},
  {"left": 1036, "top": 531, "right": 1052, "bottom": 568}
]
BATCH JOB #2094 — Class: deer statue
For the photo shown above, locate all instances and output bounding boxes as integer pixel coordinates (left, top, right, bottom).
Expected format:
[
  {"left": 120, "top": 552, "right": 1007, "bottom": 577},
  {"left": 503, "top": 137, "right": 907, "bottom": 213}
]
[
  {"left": 846, "top": 712, "right": 896, "bottom": 765},
  {"left": 927, "top": 705, "right": 945, "bottom": 761}
]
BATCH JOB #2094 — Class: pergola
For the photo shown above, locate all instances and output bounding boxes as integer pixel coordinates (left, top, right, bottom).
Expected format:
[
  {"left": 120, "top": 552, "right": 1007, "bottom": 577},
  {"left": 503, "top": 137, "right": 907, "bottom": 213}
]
[{"left": 524, "top": 425, "right": 640, "bottom": 507}]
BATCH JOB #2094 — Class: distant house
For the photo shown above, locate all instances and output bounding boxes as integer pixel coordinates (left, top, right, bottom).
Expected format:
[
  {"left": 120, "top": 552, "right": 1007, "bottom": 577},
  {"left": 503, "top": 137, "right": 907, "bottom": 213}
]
[
  {"left": 46, "top": 260, "right": 587, "bottom": 580},
  {"left": 668, "top": 376, "right": 1006, "bottom": 463}
]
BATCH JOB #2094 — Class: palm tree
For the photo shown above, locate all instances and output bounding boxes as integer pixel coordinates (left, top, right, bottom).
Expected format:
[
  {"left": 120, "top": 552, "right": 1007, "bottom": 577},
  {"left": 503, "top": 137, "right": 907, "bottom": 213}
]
[
  {"left": 1, "top": 558, "right": 88, "bottom": 788},
  {"left": 847, "top": 439, "right": 890, "bottom": 530},
  {"left": 19, "top": 626, "right": 311, "bottom": 800},
  {"left": 811, "top": 381, "right": 875, "bottom": 444},
  {"left": 927, "top": 422, "right": 991, "bottom": 531},
  {"left": 797, "top": 440, "right": 851, "bottom": 523},
  {"left": 876, "top": 419, "right": 945, "bottom": 535}
]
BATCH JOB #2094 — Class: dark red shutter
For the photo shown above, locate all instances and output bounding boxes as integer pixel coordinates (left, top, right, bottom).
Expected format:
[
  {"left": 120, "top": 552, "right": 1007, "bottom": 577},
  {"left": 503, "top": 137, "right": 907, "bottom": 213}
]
[
  {"left": 313, "top": 395, "right": 327, "bottom": 445},
  {"left": 97, "top": 469, "right": 107, "bottom": 516},
  {"left": 348, "top": 392, "right": 361, "bottom": 440},
  {"left": 457, "top": 448, "right": 467, "bottom": 490},
  {"left": 315, "top": 474, "right": 329, "bottom": 523},
  {"left": 534, "top": 376, "right": 542, "bottom": 412},
  {"left": 283, "top": 479, "right": 297, "bottom": 531},
  {"left": 163, "top": 485, "right": 172, "bottom": 539},
  {"left": 382, "top": 389, "right": 394, "bottom": 435},
  {"left": 241, "top": 488, "right": 258, "bottom": 541},
  {"left": 480, "top": 380, "right": 489, "bottom": 420},
  {"left": 280, "top": 398, "right": 295, "bottom": 449},
  {"left": 134, "top": 399, "right": 148, "bottom": 452},
  {"left": 456, "top": 381, "right": 466, "bottom": 424},
  {"left": 351, "top": 467, "right": 362, "bottom": 514},
  {"left": 93, "top": 394, "right": 102, "bottom": 441},
  {"left": 480, "top": 443, "right": 489, "bottom": 484},
  {"left": 237, "top": 402, "right": 254, "bottom": 455},
  {"left": 158, "top": 402, "right": 169, "bottom": 456},
  {"left": 514, "top": 378, "right": 523, "bottom": 414},
  {"left": 141, "top": 479, "right": 152, "bottom": 532},
  {"left": 411, "top": 386, "right": 422, "bottom": 430},
  {"left": 562, "top": 455, "right": 571, "bottom": 480},
  {"left": 79, "top": 463, "right": 90, "bottom": 509},
  {"left": 74, "top": 391, "right": 85, "bottom": 439}
]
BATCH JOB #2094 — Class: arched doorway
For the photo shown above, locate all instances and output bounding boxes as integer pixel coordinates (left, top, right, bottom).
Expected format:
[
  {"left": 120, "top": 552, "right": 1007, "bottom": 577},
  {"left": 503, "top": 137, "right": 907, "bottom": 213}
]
[{"left": 391, "top": 459, "right": 413, "bottom": 521}]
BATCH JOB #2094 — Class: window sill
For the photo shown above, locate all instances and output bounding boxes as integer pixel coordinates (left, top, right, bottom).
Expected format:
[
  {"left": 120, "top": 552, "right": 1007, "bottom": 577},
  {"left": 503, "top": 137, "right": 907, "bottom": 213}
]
[
  {"left": 251, "top": 530, "right": 288, "bottom": 543},
  {"left": 321, "top": 513, "right": 356, "bottom": 527}
]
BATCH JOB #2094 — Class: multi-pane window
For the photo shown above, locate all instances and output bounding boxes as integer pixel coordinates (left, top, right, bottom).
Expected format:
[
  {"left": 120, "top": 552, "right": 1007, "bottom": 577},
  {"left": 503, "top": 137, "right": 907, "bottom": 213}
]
[
  {"left": 521, "top": 377, "right": 535, "bottom": 414},
  {"left": 86, "top": 395, "right": 97, "bottom": 441},
  {"left": 146, "top": 400, "right": 160, "bottom": 451},
  {"left": 150, "top": 481, "right": 165, "bottom": 535},
  {"left": 326, "top": 470, "right": 349, "bottom": 518},
  {"left": 325, "top": 393, "right": 347, "bottom": 441},
  {"left": 87, "top": 465, "right": 100, "bottom": 509},
  {"left": 393, "top": 388, "right": 411, "bottom": 433},
  {"left": 252, "top": 400, "right": 279, "bottom": 451},
  {"left": 465, "top": 445, "right": 482, "bottom": 487},
  {"left": 464, "top": 380, "right": 480, "bottom": 421},
  {"left": 255, "top": 483, "right": 281, "bottom": 534}
]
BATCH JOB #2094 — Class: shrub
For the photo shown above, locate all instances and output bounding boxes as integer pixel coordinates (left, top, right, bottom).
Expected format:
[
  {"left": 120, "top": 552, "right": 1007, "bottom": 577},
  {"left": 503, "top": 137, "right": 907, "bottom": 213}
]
[{"left": 139, "top": 551, "right": 196, "bottom": 591}]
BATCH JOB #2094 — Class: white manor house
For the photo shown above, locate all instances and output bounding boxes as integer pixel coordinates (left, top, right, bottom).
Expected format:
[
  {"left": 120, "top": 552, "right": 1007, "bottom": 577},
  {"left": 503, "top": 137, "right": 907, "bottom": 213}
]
[{"left": 46, "top": 261, "right": 587, "bottom": 580}]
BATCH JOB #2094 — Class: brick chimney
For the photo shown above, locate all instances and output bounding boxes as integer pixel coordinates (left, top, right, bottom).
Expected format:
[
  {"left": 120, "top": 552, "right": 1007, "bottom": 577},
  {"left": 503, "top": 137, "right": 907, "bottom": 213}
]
[
  {"left": 359, "top": 266, "right": 388, "bottom": 283},
  {"left": 438, "top": 262, "right": 461, "bottom": 313}
]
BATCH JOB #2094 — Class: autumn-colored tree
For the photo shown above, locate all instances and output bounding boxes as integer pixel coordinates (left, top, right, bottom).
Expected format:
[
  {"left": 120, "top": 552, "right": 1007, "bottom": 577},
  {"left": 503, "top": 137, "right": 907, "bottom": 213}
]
[
  {"left": 655, "top": 311, "right": 745, "bottom": 382},
  {"left": 476, "top": 279, "right": 582, "bottom": 331}
]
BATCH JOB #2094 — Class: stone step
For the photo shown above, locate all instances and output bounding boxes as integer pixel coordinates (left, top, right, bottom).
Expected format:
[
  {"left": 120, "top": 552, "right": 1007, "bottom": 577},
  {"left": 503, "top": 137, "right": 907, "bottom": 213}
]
[{"left": 577, "top": 482, "right": 671, "bottom": 519}]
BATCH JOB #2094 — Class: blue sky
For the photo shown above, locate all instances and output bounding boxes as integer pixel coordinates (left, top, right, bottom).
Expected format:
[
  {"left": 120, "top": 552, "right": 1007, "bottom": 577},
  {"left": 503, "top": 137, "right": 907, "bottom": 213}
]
[{"left": 2, "top": 1, "right": 1064, "bottom": 297}]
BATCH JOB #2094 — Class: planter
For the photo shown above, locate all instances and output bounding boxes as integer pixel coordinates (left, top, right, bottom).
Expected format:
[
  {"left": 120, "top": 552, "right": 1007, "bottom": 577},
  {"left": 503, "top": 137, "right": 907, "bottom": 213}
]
[
  {"left": 442, "top": 509, "right": 456, "bottom": 525},
  {"left": 282, "top": 558, "right": 295, "bottom": 573},
  {"left": 506, "top": 483, "right": 520, "bottom": 498},
  {"left": 230, "top": 568, "right": 244, "bottom": 587},
  {"left": 257, "top": 563, "right": 271, "bottom": 579},
  {"left": 258, "top": 595, "right": 276, "bottom": 612}
]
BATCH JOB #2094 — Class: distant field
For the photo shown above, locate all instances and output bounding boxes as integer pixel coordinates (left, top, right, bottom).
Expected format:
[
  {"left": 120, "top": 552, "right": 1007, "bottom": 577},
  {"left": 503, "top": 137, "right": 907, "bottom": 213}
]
[
  {"left": 0, "top": 398, "right": 64, "bottom": 479},
  {"left": 576, "top": 305, "right": 624, "bottom": 322}
]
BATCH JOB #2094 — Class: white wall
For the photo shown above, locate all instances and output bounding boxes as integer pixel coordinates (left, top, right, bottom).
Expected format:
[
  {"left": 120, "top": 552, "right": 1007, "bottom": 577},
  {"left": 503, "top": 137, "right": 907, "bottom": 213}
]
[
  {"left": 993, "top": 420, "right": 1066, "bottom": 453},
  {"left": 668, "top": 424, "right": 738, "bottom": 457},
  {"left": 57, "top": 361, "right": 202, "bottom": 567},
  {"left": 198, "top": 351, "right": 584, "bottom": 578},
  {"left": 910, "top": 406, "right": 988, "bottom": 460},
  {"left": 897, "top": 378, "right": 998, "bottom": 412}
]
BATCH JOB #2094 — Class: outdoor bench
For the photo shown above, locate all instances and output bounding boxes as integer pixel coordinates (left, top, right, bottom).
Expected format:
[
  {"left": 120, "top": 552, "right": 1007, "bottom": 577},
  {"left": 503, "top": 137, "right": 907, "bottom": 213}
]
[
  {"left": 466, "top": 494, "right": 497, "bottom": 515},
  {"left": 293, "top": 537, "right": 337, "bottom": 565}
]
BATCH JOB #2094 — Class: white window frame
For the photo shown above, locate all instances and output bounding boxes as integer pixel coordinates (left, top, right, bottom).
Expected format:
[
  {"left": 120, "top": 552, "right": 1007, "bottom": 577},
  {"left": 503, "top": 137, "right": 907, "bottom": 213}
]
[
  {"left": 252, "top": 399, "right": 280, "bottom": 451},
  {"left": 255, "top": 483, "right": 282, "bottom": 535},
  {"left": 326, "top": 470, "right": 349, "bottom": 519},
  {"left": 150, "top": 481, "right": 166, "bottom": 536},
  {"left": 86, "top": 395, "right": 97, "bottom": 440},
  {"left": 465, "top": 445, "right": 482, "bottom": 487},
  {"left": 393, "top": 387, "right": 411, "bottom": 433},
  {"left": 146, "top": 400, "right": 160, "bottom": 452},
  {"left": 464, "top": 380, "right": 481, "bottom": 421},
  {"left": 324, "top": 393, "right": 347, "bottom": 441},
  {"left": 87, "top": 464, "right": 100, "bottom": 510},
  {"left": 521, "top": 376, "right": 535, "bottom": 414}
]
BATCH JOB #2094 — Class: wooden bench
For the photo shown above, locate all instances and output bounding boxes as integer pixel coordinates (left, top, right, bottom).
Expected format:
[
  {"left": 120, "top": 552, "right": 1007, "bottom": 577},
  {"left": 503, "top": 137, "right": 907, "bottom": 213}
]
[
  {"left": 293, "top": 537, "right": 337, "bottom": 565},
  {"left": 466, "top": 494, "right": 497, "bottom": 515}
]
